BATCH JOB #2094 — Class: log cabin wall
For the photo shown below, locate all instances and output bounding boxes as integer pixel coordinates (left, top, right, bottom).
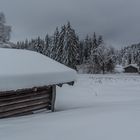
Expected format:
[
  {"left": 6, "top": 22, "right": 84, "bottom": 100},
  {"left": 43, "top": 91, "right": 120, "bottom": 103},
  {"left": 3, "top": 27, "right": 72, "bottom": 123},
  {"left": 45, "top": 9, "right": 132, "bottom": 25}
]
[
  {"left": 124, "top": 66, "right": 138, "bottom": 73},
  {"left": 0, "top": 85, "right": 56, "bottom": 119}
]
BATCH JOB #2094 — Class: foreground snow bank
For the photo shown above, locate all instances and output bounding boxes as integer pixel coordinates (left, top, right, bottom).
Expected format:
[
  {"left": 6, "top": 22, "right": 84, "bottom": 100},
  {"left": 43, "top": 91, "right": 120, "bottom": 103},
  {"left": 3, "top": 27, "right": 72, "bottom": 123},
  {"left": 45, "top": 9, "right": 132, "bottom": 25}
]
[{"left": 0, "top": 74, "right": 140, "bottom": 140}]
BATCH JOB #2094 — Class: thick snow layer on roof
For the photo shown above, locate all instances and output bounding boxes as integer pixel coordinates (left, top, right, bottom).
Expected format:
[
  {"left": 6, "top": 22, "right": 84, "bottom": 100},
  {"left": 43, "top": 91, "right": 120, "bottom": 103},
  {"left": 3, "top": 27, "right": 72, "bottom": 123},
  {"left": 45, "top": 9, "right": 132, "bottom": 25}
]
[
  {"left": 124, "top": 64, "right": 139, "bottom": 69},
  {"left": 0, "top": 48, "right": 77, "bottom": 91}
]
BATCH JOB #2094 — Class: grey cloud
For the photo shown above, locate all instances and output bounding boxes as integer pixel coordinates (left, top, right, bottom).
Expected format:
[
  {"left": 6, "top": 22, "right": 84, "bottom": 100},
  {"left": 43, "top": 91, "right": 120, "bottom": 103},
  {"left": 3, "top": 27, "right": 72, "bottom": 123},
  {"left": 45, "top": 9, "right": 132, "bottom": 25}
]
[{"left": 0, "top": 0, "right": 140, "bottom": 48}]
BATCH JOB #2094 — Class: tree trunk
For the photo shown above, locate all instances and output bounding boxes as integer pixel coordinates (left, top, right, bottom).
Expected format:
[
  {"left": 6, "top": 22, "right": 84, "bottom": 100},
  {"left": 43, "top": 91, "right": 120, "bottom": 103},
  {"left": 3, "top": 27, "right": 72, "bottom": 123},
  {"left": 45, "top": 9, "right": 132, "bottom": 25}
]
[{"left": 102, "top": 63, "right": 105, "bottom": 74}]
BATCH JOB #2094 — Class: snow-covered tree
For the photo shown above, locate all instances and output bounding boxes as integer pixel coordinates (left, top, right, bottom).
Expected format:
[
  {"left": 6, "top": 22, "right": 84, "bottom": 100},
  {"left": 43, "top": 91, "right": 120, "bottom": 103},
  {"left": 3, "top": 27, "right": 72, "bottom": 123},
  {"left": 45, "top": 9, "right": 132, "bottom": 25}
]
[
  {"left": 56, "top": 22, "right": 80, "bottom": 69},
  {"left": 45, "top": 34, "right": 53, "bottom": 57},
  {"left": 83, "top": 33, "right": 105, "bottom": 73},
  {"left": 34, "top": 37, "right": 45, "bottom": 53},
  {"left": 0, "top": 12, "right": 11, "bottom": 43},
  {"left": 51, "top": 27, "right": 60, "bottom": 60},
  {"left": 83, "top": 35, "right": 92, "bottom": 62},
  {"left": 94, "top": 44, "right": 115, "bottom": 74}
]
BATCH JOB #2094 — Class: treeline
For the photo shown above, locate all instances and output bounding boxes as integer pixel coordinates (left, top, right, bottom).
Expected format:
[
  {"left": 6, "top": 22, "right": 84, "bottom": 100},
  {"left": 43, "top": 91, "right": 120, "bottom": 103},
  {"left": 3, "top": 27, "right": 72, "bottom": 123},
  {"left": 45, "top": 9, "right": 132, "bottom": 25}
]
[
  {"left": 16, "top": 22, "right": 116, "bottom": 74},
  {"left": 1, "top": 12, "right": 140, "bottom": 74}
]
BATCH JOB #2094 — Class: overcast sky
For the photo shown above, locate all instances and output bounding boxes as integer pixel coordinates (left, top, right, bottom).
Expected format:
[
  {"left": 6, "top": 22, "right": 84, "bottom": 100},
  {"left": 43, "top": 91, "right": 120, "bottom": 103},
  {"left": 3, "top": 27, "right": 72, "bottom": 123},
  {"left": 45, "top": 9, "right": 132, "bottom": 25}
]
[{"left": 0, "top": 0, "right": 140, "bottom": 48}]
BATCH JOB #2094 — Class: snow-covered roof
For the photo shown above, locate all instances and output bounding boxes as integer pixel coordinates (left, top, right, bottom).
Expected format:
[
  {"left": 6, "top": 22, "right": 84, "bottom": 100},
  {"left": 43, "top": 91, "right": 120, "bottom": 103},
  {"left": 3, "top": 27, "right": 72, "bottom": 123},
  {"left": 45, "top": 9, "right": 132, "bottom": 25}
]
[
  {"left": 0, "top": 48, "right": 77, "bottom": 91},
  {"left": 124, "top": 64, "right": 139, "bottom": 69}
]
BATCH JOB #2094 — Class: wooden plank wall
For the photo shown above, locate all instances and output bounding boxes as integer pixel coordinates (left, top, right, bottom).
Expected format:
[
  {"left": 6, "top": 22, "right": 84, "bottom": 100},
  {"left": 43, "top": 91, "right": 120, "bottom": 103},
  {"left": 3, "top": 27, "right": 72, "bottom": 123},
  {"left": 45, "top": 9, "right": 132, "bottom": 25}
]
[{"left": 0, "top": 86, "right": 54, "bottom": 119}]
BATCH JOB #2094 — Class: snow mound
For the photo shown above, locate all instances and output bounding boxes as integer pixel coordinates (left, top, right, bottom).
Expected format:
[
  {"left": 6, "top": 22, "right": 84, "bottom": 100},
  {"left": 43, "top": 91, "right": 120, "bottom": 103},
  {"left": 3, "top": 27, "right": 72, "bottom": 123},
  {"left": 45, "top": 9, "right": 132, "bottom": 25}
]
[
  {"left": 0, "top": 48, "right": 76, "bottom": 91},
  {"left": 114, "top": 65, "right": 124, "bottom": 73}
]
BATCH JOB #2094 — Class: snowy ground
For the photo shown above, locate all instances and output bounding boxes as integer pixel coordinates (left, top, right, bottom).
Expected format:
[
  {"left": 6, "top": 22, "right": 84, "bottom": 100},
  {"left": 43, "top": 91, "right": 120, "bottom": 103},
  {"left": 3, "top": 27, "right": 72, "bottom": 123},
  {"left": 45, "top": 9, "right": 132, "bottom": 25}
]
[{"left": 0, "top": 74, "right": 140, "bottom": 140}]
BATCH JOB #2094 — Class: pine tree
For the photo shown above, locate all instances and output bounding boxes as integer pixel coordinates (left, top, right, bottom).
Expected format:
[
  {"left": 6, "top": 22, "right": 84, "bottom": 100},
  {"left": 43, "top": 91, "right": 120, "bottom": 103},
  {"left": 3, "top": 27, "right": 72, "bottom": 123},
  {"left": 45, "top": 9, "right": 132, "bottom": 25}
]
[
  {"left": 24, "top": 39, "right": 29, "bottom": 49},
  {"left": 0, "top": 12, "right": 11, "bottom": 43},
  {"left": 87, "top": 33, "right": 103, "bottom": 73},
  {"left": 52, "top": 27, "right": 60, "bottom": 60},
  {"left": 65, "top": 22, "right": 80, "bottom": 68},
  {"left": 92, "top": 32, "right": 98, "bottom": 47},
  {"left": 56, "top": 22, "right": 80, "bottom": 69},
  {"left": 45, "top": 34, "right": 52, "bottom": 57},
  {"left": 78, "top": 41, "right": 85, "bottom": 64},
  {"left": 34, "top": 37, "right": 45, "bottom": 53},
  {"left": 83, "top": 35, "right": 91, "bottom": 62},
  {"left": 55, "top": 25, "right": 66, "bottom": 63},
  {"left": 97, "top": 35, "right": 103, "bottom": 46}
]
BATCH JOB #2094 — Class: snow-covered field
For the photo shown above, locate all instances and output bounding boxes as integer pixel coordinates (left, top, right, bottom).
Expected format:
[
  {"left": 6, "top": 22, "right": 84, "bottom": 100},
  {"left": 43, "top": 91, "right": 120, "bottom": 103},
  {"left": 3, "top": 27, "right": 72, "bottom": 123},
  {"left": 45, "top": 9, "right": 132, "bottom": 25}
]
[{"left": 0, "top": 74, "right": 140, "bottom": 140}]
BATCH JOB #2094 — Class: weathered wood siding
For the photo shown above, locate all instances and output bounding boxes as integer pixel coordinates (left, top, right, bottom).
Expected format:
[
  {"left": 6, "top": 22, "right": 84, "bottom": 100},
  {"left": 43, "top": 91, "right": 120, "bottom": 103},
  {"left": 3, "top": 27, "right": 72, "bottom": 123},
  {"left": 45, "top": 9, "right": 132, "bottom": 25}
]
[
  {"left": 0, "top": 86, "right": 56, "bottom": 119},
  {"left": 124, "top": 66, "right": 138, "bottom": 73}
]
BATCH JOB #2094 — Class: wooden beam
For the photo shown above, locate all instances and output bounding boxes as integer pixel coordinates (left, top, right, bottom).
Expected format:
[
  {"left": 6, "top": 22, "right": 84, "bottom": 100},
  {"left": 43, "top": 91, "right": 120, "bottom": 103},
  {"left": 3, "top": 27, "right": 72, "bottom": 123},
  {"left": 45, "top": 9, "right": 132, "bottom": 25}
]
[
  {"left": 0, "top": 98, "right": 50, "bottom": 113},
  {"left": 0, "top": 94, "right": 50, "bottom": 109},
  {"left": 0, "top": 102, "right": 50, "bottom": 119},
  {"left": 0, "top": 90, "right": 51, "bottom": 102},
  {"left": 0, "top": 86, "right": 51, "bottom": 97},
  {"left": 51, "top": 85, "right": 56, "bottom": 112}
]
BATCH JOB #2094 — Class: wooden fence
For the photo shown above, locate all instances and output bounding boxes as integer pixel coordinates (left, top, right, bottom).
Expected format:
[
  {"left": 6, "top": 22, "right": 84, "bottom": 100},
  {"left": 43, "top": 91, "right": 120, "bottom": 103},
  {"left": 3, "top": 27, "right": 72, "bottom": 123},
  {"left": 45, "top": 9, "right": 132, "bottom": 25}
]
[{"left": 0, "top": 85, "right": 56, "bottom": 119}]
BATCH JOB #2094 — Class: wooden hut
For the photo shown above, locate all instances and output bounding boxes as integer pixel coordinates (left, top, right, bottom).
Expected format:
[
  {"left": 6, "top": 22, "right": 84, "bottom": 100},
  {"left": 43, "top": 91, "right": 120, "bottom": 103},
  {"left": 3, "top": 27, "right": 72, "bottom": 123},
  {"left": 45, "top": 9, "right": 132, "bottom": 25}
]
[
  {"left": 124, "top": 64, "right": 139, "bottom": 73},
  {"left": 0, "top": 48, "right": 76, "bottom": 118}
]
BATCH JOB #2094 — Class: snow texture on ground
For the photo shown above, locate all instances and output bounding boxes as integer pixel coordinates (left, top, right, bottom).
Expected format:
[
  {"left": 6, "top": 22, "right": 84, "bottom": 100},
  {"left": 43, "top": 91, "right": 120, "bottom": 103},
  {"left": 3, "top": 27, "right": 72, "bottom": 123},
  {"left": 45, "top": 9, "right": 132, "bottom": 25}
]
[
  {"left": 0, "top": 48, "right": 76, "bottom": 91},
  {"left": 0, "top": 74, "right": 140, "bottom": 140}
]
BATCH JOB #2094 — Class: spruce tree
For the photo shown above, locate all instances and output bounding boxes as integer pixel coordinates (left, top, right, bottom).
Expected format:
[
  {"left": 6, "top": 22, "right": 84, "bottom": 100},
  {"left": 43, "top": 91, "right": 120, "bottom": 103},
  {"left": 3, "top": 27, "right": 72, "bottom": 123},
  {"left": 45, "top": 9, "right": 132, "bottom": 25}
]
[
  {"left": 45, "top": 34, "right": 52, "bottom": 57},
  {"left": 65, "top": 22, "right": 80, "bottom": 68},
  {"left": 55, "top": 25, "right": 66, "bottom": 63},
  {"left": 83, "top": 35, "right": 91, "bottom": 62},
  {"left": 52, "top": 27, "right": 60, "bottom": 60},
  {"left": 56, "top": 22, "right": 80, "bottom": 69},
  {"left": 0, "top": 12, "right": 11, "bottom": 43}
]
